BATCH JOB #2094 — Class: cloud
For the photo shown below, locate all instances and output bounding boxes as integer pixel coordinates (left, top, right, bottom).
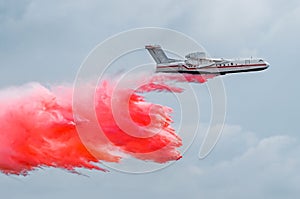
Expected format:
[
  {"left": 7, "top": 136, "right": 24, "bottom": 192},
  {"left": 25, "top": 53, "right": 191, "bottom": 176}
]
[
  {"left": 170, "top": 0, "right": 300, "bottom": 57},
  {"left": 182, "top": 125, "right": 300, "bottom": 199}
]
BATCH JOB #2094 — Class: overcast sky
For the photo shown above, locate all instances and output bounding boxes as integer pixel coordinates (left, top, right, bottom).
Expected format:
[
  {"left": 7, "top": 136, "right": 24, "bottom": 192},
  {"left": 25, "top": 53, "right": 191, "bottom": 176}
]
[{"left": 1, "top": 0, "right": 300, "bottom": 198}]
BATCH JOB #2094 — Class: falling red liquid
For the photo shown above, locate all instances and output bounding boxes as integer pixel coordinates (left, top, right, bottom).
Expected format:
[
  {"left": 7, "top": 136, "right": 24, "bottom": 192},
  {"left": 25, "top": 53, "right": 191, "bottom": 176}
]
[{"left": 0, "top": 73, "right": 214, "bottom": 175}]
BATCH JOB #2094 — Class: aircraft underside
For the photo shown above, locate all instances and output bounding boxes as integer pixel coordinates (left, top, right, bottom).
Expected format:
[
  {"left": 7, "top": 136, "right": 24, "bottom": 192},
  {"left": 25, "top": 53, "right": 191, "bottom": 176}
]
[{"left": 156, "top": 66, "right": 267, "bottom": 75}]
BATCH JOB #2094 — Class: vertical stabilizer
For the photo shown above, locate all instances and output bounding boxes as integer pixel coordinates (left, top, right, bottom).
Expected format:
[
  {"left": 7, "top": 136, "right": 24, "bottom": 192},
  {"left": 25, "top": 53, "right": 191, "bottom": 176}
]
[{"left": 145, "top": 45, "right": 171, "bottom": 64}]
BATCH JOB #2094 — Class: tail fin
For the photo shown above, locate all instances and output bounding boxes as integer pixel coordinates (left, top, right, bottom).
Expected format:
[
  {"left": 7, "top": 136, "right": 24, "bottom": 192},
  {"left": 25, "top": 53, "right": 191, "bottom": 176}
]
[{"left": 145, "top": 45, "right": 172, "bottom": 64}]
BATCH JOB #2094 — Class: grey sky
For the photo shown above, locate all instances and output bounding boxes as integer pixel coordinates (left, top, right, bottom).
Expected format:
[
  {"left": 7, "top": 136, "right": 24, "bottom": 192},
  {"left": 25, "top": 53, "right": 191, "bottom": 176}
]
[{"left": 0, "top": 0, "right": 300, "bottom": 198}]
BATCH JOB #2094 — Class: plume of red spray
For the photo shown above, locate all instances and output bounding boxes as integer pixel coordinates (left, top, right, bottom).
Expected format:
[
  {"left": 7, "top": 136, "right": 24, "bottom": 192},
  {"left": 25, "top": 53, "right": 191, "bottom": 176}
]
[{"left": 0, "top": 73, "right": 214, "bottom": 175}]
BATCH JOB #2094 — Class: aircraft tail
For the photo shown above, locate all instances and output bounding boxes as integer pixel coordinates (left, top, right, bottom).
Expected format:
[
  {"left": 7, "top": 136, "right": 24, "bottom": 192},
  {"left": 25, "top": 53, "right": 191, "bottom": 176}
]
[{"left": 145, "top": 45, "right": 173, "bottom": 64}]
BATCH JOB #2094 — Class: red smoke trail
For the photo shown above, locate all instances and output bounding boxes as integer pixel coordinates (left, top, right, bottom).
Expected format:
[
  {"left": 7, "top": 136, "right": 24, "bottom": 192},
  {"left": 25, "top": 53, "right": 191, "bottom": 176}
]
[{"left": 0, "top": 73, "right": 214, "bottom": 175}]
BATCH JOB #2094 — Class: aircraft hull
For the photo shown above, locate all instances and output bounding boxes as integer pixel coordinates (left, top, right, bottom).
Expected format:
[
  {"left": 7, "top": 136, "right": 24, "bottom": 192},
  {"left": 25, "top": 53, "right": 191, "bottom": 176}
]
[{"left": 156, "top": 63, "right": 269, "bottom": 75}]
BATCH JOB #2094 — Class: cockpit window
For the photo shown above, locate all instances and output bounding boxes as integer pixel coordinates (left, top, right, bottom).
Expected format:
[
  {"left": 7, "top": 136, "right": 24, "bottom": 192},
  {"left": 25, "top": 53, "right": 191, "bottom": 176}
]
[{"left": 259, "top": 59, "right": 263, "bottom": 62}]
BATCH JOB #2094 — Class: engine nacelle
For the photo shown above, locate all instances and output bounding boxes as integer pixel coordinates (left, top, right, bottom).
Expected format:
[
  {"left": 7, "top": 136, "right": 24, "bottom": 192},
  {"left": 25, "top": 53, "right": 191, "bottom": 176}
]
[{"left": 185, "top": 52, "right": 206, "bottom": 60}]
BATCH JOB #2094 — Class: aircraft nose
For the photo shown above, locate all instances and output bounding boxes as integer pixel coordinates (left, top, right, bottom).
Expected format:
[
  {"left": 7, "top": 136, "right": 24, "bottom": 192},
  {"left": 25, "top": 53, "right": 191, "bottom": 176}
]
[{"left": 265, "top": 61, "right": 270, "bottom": 68}]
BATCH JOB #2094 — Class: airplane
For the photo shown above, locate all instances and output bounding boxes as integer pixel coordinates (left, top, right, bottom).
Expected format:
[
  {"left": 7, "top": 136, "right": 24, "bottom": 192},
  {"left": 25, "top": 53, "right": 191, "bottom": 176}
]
[{"left": 145, "top": 45, "right": 269, "bottom": 75}]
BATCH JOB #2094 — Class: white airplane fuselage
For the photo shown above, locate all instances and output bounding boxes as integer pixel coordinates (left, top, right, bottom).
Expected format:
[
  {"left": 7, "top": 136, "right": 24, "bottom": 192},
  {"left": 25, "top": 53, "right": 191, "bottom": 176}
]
[
  {"left": 156, "top": 58, "right": 269, "bottom": 75},
  {"left": 145, "top": 45, "right": 269, "bottom": 75}
]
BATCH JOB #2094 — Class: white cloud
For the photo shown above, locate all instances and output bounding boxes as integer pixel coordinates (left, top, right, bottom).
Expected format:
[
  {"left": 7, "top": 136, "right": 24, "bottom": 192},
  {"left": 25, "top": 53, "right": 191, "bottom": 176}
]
[{"left": 183, "top": 125, "right": 300, "bottom": 199}]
